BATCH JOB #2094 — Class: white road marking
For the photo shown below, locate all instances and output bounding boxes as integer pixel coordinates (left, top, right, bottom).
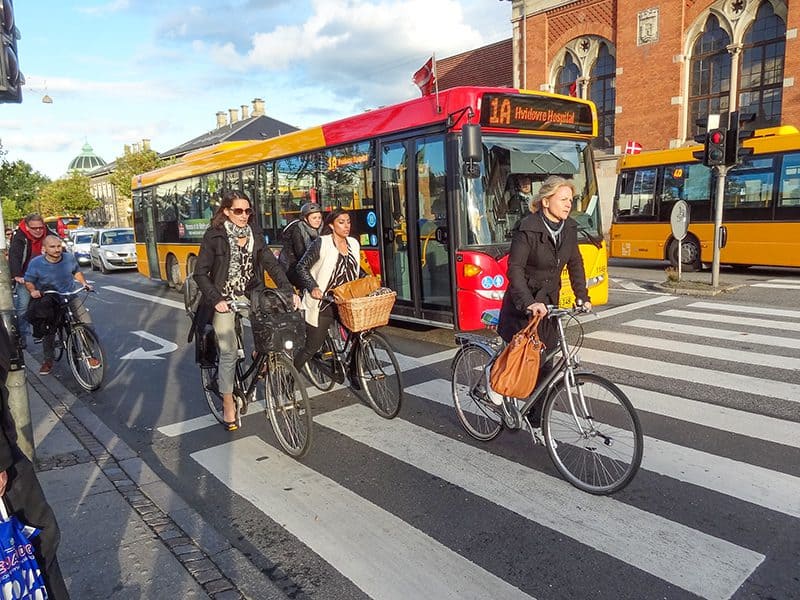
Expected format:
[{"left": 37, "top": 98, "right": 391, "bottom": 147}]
[
  {"left": 315, "top": 405, "right": 765, "bottom": 600},
  {"left": 611, "top": 278, "right": 649, "bottom": 292},
  {"left": 192, "top": 436, "right": 535, "bottom": 600},
  {"left": 751, "top": 283, "right": 800, "bottom": 290},
  {"left": 624, "top": 319, "right": 800, "bottom": 350},
  {"left": 585, "top": 330, "right": 800, "bottom": 370},
  {"left": 120, "top": 330, "right": 179, "bottom": 360},
  {"left": 657, "top": 309, "right": 800, "bottom": 333},
  {"left": 590, "top": 296, "right": 677, "bottom": 321},
  {"left": 103, "top": 285, "right": 185, "bottom": 310},
  {"left": 688, "top": 301, "right": 800, "bottom": 319}
]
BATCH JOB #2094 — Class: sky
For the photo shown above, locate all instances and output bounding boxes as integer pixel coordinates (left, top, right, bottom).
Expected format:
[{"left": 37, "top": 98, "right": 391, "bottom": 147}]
[{"left": 1, "top": 0, "right": 512, "bottom": 179}]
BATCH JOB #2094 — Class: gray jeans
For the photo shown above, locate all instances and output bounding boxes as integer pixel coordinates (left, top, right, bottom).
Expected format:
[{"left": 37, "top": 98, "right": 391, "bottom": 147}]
[{"left": 212, "top": 300, "right": 248, "bottom": 395}]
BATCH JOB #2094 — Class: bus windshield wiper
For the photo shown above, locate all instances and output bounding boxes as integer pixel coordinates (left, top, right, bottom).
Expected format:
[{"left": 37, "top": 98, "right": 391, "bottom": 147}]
[{"left": 578, "top": 225, "right": 603, "bottom": 249}]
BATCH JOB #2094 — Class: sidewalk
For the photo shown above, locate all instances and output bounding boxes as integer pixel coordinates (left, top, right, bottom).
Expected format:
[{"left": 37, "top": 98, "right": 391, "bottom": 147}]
[{"left": 24, "top": 351, "right": 293, "bottom": 600}]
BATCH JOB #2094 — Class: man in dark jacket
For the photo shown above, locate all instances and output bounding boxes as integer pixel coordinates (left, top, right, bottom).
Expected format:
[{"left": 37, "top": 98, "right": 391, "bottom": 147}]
[
  {"left": 8, "top": 214, "right": 56, "bottom": 349},
  {"left": 0, "top": 321, "right": 70, "bottom": 599}
]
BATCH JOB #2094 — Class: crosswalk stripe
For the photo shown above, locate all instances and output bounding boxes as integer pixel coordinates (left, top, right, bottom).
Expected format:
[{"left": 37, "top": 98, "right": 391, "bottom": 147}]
[
  {"left": 406, "top": 379, "right": 800, "bottom": 450},
  {"left": 658, "top": 309, "right": 800, "bottom": 332},
  {"left": 585, "top": 330, "right": 800, "bottom": 370},
  {"left": 751, "top": 283, "right": 800, "bottom": 290},
  {"left": 395, "top": 348, "right": 458, "bottom": 371},
  {"left": 406, "top": 379, "right": 800, "bottom": 516},
  {"left": 766, "top": 278, "right": 800, "bottom": 284},
  {"left": 688, "top": 302, "right": 800, "bottom": 319},
  {"left": 625, "top": 319, "right": 800, "bottom": 350},
  {"left": 192, "top": 436, "right": 535, "bottom": 600},
  {"left": 590, "top": 296, "right": 676, "bottom": 320},
  {"left": 580, "top": 348, "right": 800, "bottom": 403},
  {"left": 315, "top": 405, "right": 765, "bottom": 600}
]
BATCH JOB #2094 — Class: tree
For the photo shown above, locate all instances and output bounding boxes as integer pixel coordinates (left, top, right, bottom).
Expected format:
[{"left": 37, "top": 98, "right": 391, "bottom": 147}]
[
  {"left": 110, "top": 146, "right": 165, "bottom": 211},
  {"left": 0, "top": 159, "right": 51, "bottom": 217},
  {"left": 37, "top": 172, "right": 99, "bottom": 216}
]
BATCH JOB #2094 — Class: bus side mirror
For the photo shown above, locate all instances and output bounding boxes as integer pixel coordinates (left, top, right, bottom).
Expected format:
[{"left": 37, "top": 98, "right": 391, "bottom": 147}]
[{"left": 461, "top": 124, "right": 482, "bottom": 179}]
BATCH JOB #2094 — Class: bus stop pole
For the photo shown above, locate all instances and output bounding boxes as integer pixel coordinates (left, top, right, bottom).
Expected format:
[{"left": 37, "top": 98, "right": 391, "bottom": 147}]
[
  {"left": 711, "top": 165, "right": 728, "bottom": 289},
  {"left": 0, "top": 208, "right": 35, "bottom": 461}
]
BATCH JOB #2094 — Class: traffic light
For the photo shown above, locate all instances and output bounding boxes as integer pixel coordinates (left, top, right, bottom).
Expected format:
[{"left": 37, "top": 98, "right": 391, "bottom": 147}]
[
  {"left": 725, "top": 110, "right": 756, "bottom": 166},
  {"left": 706, "top": 128, "right": 726, "bottom": 166},
  {"left": 0, "top": 0, "right": 22, "bottom": 104}
]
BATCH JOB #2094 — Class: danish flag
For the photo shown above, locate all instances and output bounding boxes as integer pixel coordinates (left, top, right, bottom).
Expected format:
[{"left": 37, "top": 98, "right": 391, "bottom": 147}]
[
  {"left": 413, "top": 57, "right": 436, "bottom": 96},
  {"left": 624, "top": 140, "right": 643, "bottom": 155}
]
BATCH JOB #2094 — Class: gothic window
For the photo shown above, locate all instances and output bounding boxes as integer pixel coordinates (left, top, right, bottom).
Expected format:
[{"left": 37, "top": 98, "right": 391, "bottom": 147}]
[
  {"left": 555, "top": 53, "right": 580, "bottom": 97},
  {"left": 739, "top": 1, "right": 785, "bottom": 128},
  {"left": 688, "top": 15, "right": 731, "bottom": 138},
  {"left": 589, "top": 43, "right": 616, "bottom": 151}
]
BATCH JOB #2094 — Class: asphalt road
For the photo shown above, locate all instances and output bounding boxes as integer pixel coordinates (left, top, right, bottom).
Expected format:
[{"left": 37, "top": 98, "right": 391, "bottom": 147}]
[{"left": 26, "top": 262, "right": 800, "bottom": 600}]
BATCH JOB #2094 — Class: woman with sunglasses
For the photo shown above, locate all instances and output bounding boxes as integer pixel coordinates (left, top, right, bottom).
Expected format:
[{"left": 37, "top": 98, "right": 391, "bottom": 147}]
[{"left": 193, "top": 191, "right": 299, "bottom": 431}]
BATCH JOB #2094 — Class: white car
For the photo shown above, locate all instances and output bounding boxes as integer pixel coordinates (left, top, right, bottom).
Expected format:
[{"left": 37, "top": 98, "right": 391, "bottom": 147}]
[
  {"left": 66, "top": 229, "right": 95, "bottom": 266},
  {"left": 90, "top": 228, "right": 138, "bottom": 273}
]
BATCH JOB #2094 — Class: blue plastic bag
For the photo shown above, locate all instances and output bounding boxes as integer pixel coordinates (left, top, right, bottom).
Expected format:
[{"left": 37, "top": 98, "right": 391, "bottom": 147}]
[{"left": 0, "top": 499, "right": 48, "bottom": 600}]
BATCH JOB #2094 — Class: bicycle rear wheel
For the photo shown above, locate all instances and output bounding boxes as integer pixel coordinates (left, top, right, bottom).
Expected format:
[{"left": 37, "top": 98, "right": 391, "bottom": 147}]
[
  {"left": 265, "top": 354, "right": 313, "bottom": 458},
  {"left": 543, "top": 372, "right": 643, "bottom": 495},
  {"left": 356, "top": 331, "right": 402, "bottom": 419},
  {"left": 66, "top": 325, "right": 105, "bottom": 391},
  {"left": 451, "top": 344, "right": 502, "bottom": 441},
  {"left": 303, "top": 337, "right": 336, "bottom": 391},
  {"left": 201, "top": 363, "right": 224, "bottom": 423}
]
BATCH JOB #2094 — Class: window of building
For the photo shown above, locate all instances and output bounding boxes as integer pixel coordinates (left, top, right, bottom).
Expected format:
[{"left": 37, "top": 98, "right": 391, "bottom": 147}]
[
  {"left": 739, "top": 1, "right": 785, "bottom": 129},
  {"left": 688, "top": 15, "right": 731, "bottom": 138},
  {"left": 555, "top": 53, "right": 580, "bottom": 97},
  {"left": 588, "top": 42, "right": 616, "bottom": 151}
]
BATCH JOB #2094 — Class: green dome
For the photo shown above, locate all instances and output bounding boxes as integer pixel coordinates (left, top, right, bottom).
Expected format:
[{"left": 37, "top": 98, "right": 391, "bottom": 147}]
[{"left": 68, "top": 142, "right": 107, "bottom": 173}]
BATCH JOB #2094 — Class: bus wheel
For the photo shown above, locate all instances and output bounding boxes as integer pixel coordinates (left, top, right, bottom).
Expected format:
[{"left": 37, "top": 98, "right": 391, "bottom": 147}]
[
  {"left": 166, "top": 255, "right": 180, "bottom": 289},
  {"left": 668, "top": 237, "right": 701, "bottom": 272}
]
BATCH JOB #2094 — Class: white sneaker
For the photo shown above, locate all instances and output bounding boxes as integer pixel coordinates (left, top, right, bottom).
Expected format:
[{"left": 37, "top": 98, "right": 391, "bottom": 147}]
[{"left": 486, "top": 385, "right": 504, "bottom": 406}]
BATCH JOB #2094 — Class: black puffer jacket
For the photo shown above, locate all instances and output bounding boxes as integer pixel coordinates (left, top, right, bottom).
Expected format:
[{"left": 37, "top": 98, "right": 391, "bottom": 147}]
[
  {"left": 497, "top": 212, "right": 589, "bottom": 344},
  {"left": 190, "top": 225, "right": 293, "bottom": 341}
]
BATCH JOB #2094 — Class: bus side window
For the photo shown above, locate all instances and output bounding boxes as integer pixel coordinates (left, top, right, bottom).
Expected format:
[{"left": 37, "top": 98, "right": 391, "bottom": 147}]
[{"left": 779, "top": 152, "right": 800, "bottom": 207}]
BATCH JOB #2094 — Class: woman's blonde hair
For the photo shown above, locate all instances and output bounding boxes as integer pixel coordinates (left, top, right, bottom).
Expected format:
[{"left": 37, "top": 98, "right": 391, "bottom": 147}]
[{"left": 529, "top": 175, "right": 576, "bottom": 213}]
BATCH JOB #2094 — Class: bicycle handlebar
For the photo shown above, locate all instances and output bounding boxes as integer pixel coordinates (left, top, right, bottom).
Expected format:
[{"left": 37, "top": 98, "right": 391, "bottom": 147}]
[{"left": 42, "top": 287, "right": 95, "bottom": 297}]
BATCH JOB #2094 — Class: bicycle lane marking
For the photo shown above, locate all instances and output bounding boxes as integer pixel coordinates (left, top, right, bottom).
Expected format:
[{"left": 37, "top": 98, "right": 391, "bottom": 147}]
[
  {"left": 407, "top": 378, "right": 800, "bottom": 518},
  {"left": 315, "top": 404, "right": 764, "bottom": 600},
  {"left": 103, "top": 285, "right": 185, "bottom": 310},
  {"left": 191, "top": 436, "right": 535, "bottom": 600}
]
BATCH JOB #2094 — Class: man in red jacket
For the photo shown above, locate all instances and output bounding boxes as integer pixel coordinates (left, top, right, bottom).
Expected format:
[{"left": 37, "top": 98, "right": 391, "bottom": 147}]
[{"left": 8, "top": 214, "right": 56, "bottom": 349}]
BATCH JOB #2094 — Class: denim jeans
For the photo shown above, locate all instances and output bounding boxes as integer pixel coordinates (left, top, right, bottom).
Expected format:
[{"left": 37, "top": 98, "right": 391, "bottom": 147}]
[{"left": 12, "top": 282, "right": 31, "bottom": 339}]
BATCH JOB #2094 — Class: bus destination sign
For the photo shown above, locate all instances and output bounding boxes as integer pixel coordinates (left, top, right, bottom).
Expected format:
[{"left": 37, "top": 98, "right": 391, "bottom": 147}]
[{"left": 480, "top": 94, "right": 594, "bottom": 135}]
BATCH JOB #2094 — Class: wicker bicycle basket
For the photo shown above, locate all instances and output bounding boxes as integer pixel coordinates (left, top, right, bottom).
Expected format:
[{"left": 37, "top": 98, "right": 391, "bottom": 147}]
[{"left": 335, "top": 291, "right": 397, "bottom": 332}]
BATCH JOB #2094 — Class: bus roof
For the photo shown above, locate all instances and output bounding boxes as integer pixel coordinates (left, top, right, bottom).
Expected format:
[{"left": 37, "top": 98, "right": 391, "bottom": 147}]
[
  {"left": 618, "top": 125, "right": 800, "bottom": 170},
  {"left": 133, "top": 86, "right": 597, "bottom": 189}
]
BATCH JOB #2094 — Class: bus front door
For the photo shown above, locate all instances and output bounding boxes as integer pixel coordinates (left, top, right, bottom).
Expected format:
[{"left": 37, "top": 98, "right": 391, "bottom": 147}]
[
  {"left": 141, "top": 190, "right": 161, "bottom": 279},
  {"left": 379, "top": 136, "right": 453, "bottom": 326}
]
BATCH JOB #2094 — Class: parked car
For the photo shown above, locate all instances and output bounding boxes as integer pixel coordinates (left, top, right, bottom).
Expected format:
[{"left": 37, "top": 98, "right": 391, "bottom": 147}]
[
  {"left": 90, "top": 228, "right": 137, "bottom": 273},
  {"left": 66, "top": 229, "right": 95, "bottom": 266}
]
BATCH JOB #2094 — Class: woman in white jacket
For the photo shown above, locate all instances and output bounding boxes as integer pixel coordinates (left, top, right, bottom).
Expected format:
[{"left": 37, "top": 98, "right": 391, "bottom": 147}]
[{"left": 292, "top": 208, "right": 365, "bottom": 370}]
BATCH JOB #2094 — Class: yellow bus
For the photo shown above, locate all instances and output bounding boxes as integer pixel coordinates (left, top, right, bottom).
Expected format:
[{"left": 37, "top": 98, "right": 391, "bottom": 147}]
[
  {"left": 611, "top": 125, "right": 800, "bottom": 270},
  {"left": 132, "top": 86, "right": 608, "bottom": 331},
  {"left": 44, "top": 215, "right": 84, "bottom": 239}
]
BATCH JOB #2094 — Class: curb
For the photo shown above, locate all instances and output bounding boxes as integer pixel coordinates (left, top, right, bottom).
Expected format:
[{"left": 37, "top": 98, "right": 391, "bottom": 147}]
[
  {"left": 653, "top": 282, "right": 746, "bottom": 296},
  {"left": 25, "top": 351, "right": 296, "bottom": 600}
]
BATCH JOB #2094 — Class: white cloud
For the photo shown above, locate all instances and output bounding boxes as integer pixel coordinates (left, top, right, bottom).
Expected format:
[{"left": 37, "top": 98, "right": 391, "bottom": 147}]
[{"left": 78, "top": 0, "right": 131, "bottom": 16}]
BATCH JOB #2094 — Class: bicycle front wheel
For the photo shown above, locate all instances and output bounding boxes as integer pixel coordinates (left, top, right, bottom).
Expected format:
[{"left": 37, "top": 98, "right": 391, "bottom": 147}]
[
  {"left": 265, "top": 354, "right": 313, "bottom": 458},
  {"left": 543, "top": 372, "right": 643, "bottom": 495},
  {"left": 66, "top": 325, "right": 105, "bottom": 391},
  {"left": 303, "top": 337, "right": 336, "bottom": 391},
  {"left": 451, "top": 344, "right": 502, "bottom": 441},
  {"left": 356, "top": 332, "right": 402, "bottom": 419}
]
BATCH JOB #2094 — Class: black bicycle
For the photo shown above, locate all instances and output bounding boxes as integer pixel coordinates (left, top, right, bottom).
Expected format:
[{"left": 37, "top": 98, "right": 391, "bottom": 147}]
[
  {"left": 42, "top": 288, "right": 106, "bottom": 392},
  {"left": 303, "top": 298, "right": 403, "bottom": 419},
  {"left": 199, "top": 296, "right": 313, "bottom": 458}
]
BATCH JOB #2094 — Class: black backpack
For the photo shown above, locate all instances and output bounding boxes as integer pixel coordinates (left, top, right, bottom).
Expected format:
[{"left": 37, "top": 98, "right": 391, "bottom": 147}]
[{"left": 26, "top": 295, "right": 61, "bottom": 339}]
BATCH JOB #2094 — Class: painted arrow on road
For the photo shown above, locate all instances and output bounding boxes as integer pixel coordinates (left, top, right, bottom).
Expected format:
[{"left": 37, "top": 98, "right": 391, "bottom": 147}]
[{"left": 121, "top": 331, "right": 178, "bottom": 360}]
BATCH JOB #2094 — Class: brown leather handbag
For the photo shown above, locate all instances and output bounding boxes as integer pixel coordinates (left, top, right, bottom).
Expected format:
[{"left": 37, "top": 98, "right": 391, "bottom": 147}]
[{"left": 489, "top": 315, "right": 546, "bottom": 398}]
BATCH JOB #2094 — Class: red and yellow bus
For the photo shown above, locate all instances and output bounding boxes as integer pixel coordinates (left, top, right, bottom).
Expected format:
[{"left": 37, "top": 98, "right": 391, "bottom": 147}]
[
  {"left": 44, "top": 215, "right": 84, "bottom": 239},
  {"left": 132, "top": 86, "right": 608, "bottom": 331},
  {"left": 611, "top": 125, "right": 800, "bottom": 270}
]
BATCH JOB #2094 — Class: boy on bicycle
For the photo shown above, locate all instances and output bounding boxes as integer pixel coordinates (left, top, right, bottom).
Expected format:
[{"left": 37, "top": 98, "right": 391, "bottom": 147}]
[{"left": 23, "top": 235, "right": 96, "bottom": 376}]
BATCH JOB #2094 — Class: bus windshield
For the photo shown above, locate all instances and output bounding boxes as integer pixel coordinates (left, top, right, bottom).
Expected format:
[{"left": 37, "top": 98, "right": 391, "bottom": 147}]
[{"left": 460, "top": 136, "right": 600, "bottom": 246}]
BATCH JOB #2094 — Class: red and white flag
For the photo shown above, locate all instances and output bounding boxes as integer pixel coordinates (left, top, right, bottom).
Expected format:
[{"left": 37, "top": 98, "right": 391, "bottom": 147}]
[
  {"left": 568, "top": 80, "right": 578, "bottom": 97},
  {"left": 413, "top": 57, "right": 436, "bottom": 96},
  {"left": 624, "top": 140, "right": 643, "bottom": 155}
]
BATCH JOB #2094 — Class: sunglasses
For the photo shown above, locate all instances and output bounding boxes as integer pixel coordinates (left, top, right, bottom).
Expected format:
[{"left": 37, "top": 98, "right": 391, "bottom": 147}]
[
  {"left": 228, "top": 208, "right": 253, "bottom": 216},
  {"left": 29, "top": 226, "right": 45, "bottom": 230}
]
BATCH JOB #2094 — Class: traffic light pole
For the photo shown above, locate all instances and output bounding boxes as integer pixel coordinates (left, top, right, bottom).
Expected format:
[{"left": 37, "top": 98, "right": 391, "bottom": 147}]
[{"left": 711, "top": 165, "right": 729, "bottom": 289}]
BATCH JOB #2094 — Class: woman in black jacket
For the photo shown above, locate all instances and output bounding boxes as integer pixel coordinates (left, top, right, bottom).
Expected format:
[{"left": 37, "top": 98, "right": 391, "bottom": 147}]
[
  {"left": 193, "top": 191, "right": 298, "bottom": 430},
  {"left": 496, "top": 175, "right": 592, "bottom": 403},
  {"left": 280, "top": 202, "right": 323, "bottom": 288}
]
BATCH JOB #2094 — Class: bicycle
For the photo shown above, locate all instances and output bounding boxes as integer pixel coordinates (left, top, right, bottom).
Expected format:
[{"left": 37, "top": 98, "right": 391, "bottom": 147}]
[
  {"left": 302, "top": 296, "right": 403, "bottom": 419},
  {"left": 199, "top": 294, "right": 313, "bottom": 458},
  {"left": 42, "top": 288, "right": 106, "bottom": 392},
  {"left": 451, "top": 306, "right": 643, "bottom": 495}
]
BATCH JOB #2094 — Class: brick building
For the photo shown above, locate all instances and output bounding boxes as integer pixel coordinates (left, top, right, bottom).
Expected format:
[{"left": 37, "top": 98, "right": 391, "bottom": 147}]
[{"left": 509, "top": 0, "right": 798, "bottom": 221}]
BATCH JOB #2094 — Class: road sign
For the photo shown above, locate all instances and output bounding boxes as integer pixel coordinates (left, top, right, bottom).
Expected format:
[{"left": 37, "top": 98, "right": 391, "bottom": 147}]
[{"left": 670, "top": 200, "right": 690, "bottom": 241}]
